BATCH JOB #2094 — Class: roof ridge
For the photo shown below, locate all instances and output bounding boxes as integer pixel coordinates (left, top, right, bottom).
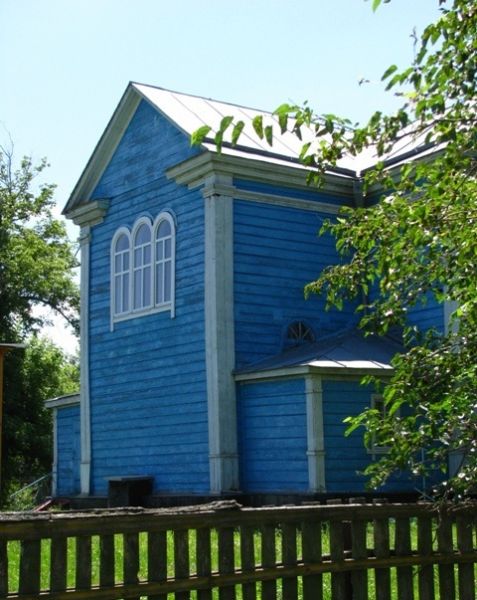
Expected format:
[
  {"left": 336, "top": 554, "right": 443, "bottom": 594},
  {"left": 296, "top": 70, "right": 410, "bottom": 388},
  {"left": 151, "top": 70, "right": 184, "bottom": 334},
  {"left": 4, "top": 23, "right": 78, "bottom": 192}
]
[{"left": 131, "top": 81, "right": 275, "bottom": 116}]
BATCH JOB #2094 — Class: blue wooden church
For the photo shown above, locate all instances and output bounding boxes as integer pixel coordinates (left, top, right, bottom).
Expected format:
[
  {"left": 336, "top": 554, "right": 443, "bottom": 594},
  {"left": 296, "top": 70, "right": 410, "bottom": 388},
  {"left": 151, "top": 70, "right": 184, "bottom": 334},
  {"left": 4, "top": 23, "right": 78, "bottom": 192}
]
[{"left": 47, "top": 82, "right": 447, "bottom": 505}]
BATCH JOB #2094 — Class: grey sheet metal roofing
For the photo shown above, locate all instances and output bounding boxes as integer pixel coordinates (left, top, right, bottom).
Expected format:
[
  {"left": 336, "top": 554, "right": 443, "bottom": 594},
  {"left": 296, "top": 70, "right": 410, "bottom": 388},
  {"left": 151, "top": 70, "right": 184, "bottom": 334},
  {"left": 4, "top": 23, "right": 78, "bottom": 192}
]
[
  {"left": 235, "top": 330, "right": 402, "bottom": 376},
  {"left": 64, "top": 81, "right": 439, "bottom": 215}
]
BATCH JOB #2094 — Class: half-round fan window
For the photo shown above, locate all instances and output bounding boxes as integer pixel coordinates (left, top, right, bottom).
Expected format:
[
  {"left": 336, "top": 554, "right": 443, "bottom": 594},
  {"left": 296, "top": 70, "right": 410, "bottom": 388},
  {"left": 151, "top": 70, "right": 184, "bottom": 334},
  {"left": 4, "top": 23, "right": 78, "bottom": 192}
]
[{"left": 286, "top": 321, "right": 315, "bottom": 346}]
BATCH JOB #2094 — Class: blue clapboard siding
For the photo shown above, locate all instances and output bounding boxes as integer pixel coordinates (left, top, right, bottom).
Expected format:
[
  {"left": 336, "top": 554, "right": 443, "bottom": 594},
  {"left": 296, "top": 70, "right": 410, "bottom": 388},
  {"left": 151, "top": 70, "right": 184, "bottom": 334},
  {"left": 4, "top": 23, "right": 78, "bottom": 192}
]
[
  {"left": 238, "top": 378, "right": 308, "bottom": 492},
  {"left": 233, "top": 196, "right": 358, "bottom": 368},
  {"left": 234, "top": 179, "right": 348, "bottom": 206},
  {"left": 87, "top": 100, "right": 209, "bottom": 495},
  {"left": 56, "top": 405, "right": 80, "bottom": 496},
  {"left": 322, "top": 379, "right": 416, "bottom": 492}
]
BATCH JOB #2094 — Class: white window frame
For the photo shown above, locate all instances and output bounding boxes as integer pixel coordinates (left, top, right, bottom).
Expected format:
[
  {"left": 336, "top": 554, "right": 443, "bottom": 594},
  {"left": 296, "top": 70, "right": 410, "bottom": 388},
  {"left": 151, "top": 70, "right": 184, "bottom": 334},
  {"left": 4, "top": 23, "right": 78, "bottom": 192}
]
[
  {"left": 153, "top": 212, "right": 176, "bottom": 318},
  {"left": 110, "top": 212, "right": 176, "bottom": 329},
  {"left": 111, "top": 227, "right": 132, "bottom": 319},
  {"left": 131, "top": 217, "right": 153, "bottom": 313}
]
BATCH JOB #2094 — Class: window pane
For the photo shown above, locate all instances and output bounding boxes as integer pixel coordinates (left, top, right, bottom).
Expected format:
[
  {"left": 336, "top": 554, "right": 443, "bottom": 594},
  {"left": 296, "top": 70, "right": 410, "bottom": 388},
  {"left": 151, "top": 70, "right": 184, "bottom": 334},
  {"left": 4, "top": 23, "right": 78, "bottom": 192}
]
[
  {"left": 134, "top": 271, "right": 141, "bottom": 309},
  {"left": 116, "top": 234, "right": 129, "bottom": 252},
  {"left": 157, "top": 220, "right": 171, "bottom": 238},
  {"left": 144, "top": 266, "right": 151, "bottom": 305},
  {"left": 164, "top": 238, "right": 171, "bottom": 258},
  {"left": 136, "top": 224, "right": 151, "bottom": 245},
  {"left": 144, "top": 244, "right": 151, "bottom": 263},
  {"left": 115, "top": 254, "right": 121, "bottom": 271},
  {"left": 134, "top": 248, "right": 142, "bottom": 267},
  {"left": 156, "top": 264, "right": 163, "bottom": 303},
  {"left": 123, "top": 252, "right": 129, "bottom": 270},
  {"left": 123, "top": 273, "right": 129, "bottom": 311},
  {"left": 115, "top": 276, "right": 121, "bottom": 314},
  {"left": 164, "top": 261, "right": 171, "bottom": 302},
  {"left": 156, "top": 240, "right": 164, "bottom": 261}
]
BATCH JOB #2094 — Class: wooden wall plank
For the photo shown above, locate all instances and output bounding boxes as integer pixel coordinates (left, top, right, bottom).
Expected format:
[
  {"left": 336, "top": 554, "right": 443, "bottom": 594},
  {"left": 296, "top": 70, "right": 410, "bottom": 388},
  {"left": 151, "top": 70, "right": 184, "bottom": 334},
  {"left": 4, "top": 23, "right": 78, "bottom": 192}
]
[
  {"left": 261, "top": 523, "right": 276, "bottom": 600},
  {"left": 218, "top": 527, "right": 236, "bottom": 600},
  {"left": 0, "top": 540, "right": 8, "bottom": 597},
  {"left": 76, "top": 535, "right": 92, "bottom": 590},
  {"left": 50, "top": 535, "right": 68, "bottom": 592},
  {"left": 174, "top": 529, "right": 190, "bottom": 600},
  {"left": 18, "top": 539, "right": 41, "bottom": 595},
  {"left": 456, "top": 515, "right": 475, "bottom": 600},
  {"left": 395, "top": 518, "right": 414, "bottom": 600},
  {"left": 373, "top": 518, "right": 391, "bottom": 600},
  {"left": 148, "top": 530, "right": 167, "bottom": 600},
  {"left": 281, "top": 523, "right": 298, "bottom": 600},
  {"left": 351, "top": 519, "right": 367, "bottom": 600},
  {"left": 436, "top": 513, "right": 455, "bottom": 600},
  {"left": 417, "top": 516, "right": 434, "bottom": 600},
  {"left": 197, "top": 528, "right": 212, "bottom": 600},
  {"left": 124, "top": 532, "right": 140, "bottom": 600},
  {"left": 302, "top": 519, "right": 322, "bottom": 600},
  {"left": 99, "top": 534, "right": 115, "bottom": 589}
]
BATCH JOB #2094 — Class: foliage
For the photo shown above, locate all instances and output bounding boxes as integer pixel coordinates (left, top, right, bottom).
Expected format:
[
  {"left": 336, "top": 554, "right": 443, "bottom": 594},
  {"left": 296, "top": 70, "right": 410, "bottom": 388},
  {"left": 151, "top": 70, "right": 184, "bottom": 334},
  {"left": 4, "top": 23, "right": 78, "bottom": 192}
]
[
  {"left": 0, "top": 145, "right": 79, "bottom": 337},
  {"left": 194, "top": 0, "right": 477, "bottom": 498},
  {"left": 2, "top": 337, "right": 79, "bottom": 504},
  {"left": 0, "top": 144, "right": 79, "bottom": 500}
]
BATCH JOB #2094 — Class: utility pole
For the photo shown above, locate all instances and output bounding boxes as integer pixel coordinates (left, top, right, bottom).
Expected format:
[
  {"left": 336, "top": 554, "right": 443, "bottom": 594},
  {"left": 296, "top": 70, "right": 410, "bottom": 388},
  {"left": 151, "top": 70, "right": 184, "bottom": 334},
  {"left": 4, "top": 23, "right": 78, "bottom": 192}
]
[{"left": 0, "top": 343, "right": 26, "bottom": 496}]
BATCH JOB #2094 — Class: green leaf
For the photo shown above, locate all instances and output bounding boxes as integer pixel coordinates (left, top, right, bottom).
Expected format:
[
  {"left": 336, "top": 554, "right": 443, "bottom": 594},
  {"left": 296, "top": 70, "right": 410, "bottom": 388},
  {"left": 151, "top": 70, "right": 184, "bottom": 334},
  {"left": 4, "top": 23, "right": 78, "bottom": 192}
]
[
  {"left": 252, "top": 115, "right": 264, "bottom": 139},
  {"left": 381, "top": 64, "right": 398, "bottom": 81},
  {"left": 264, "top": 125, "right": 273, "bottom": 146},
  {"left": 273, "top": 103, "right": 294, "bottom": 116},
  {"left": 372, "top": 0, "right": 382, "bottom": 12},
  {"left": 231, "top": 121, "right": 245, "bottom": 146},
  {"left": 218, "top": 116, "right": 233, "bottom": 134},
  {"left": 190, "top": 125, "right": 211, "bottom": 146},
  {"left": 278, "top": 113, "right": 288, "bottom": 134}
]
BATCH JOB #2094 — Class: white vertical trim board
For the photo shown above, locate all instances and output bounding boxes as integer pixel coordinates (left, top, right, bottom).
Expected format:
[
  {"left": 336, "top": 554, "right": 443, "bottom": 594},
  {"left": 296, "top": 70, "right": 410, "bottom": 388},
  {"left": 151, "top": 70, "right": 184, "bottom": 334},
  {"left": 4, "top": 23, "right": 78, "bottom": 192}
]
[
  {"left": 79, "top": 226, "right": 92, "bottom": 495},
  {"left": 305, "top": 375, "right": 326, "bottom": 492},
  {"left": 204, "top": 174, "right": 239, "bottom": 493}
]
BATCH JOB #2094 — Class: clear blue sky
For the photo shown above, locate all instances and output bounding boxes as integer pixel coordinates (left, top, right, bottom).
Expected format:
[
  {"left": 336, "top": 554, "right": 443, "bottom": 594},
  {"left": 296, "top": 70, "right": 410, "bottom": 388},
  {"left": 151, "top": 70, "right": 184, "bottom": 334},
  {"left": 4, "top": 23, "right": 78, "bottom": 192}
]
[{"left": 0, "top": 0, "right": 439, "bottom": 351}]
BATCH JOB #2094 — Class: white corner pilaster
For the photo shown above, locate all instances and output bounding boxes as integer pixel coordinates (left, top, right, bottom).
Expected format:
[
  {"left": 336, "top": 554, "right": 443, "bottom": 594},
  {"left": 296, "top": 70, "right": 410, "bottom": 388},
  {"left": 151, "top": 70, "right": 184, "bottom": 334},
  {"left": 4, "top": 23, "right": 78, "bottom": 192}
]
[
  {"left": 79, "top": 226, "right": 92, "bottom": 495},
  {"left": 306, "top": 375, "right": 326, "bottom": 492},
  {"left": 204, "top": 174, "right": 239, "bottom": 493}
]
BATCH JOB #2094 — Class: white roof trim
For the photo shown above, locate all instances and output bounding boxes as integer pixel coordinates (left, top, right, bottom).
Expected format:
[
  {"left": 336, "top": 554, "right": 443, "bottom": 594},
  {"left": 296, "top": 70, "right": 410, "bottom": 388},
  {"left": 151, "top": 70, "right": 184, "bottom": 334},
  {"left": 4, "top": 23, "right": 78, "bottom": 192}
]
[{"left": 45, "top": 393, "right": 80, "bottom": 409}]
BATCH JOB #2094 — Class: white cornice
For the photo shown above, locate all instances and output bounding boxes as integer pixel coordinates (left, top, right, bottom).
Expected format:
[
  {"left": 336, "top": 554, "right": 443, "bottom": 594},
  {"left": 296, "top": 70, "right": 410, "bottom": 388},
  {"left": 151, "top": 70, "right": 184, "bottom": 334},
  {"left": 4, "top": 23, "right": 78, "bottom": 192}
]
[
  {"left": 67, "top": 200, "right": 109, "bottom": 227},
  {"left": 45, "top": 394, "right": 80, "bottom": 409},
  {"left": 235, "top": 365, "right": 393, "bottom": 382},
  {"left": 63, "top": 87, "right": 141, "bottom": 215},
  {"left": 166, "top": 152, "right": 355, "bottom": 198}
]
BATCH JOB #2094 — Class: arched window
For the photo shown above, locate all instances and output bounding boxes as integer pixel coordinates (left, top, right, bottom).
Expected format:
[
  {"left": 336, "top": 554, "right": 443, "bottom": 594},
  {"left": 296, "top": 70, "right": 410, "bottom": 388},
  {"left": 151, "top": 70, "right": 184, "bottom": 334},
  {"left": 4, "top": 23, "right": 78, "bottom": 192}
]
[
  {"left": 110, "top": 212, "right": 176, "bottom": 328},
  {"left": 132, "top": 221, "right": 152, "bottom": 311},
  {"left": 155, "top": 217, "right": 174, "bottom": 306},
  {"left": 112, "top": 231, "right": 130, "bottom": 316}
]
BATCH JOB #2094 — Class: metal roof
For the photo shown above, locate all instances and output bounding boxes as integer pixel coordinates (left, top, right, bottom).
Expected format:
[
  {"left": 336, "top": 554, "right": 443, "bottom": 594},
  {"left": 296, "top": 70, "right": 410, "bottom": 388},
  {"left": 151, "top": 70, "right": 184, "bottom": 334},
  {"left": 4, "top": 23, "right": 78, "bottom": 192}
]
[
  {"left": 133, "top": 83, "right": 359, "bottom": 173},
  {"left": 235, "top": 330, "right": 401, "bottom": 377},
  {"left": 64, "top": 81, "right": 439, "bottom": 215}
]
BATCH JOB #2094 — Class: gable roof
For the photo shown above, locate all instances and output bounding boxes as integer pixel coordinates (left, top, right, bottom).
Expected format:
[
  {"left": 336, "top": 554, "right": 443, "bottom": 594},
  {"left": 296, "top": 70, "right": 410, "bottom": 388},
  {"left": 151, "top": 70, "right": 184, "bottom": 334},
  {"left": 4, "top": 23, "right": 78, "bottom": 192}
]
[
  {"left": 235, "top": 330, "right": 401, "bottom": 379},
  {"left": 64, "top": 81, "right": 439, "bottom": 216}
]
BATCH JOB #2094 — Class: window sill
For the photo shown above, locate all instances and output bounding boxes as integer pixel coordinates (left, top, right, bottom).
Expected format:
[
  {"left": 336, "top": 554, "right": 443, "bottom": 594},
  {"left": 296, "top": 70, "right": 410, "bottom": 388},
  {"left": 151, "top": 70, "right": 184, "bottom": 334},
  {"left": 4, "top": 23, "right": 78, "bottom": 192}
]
[{"left": 111, "top": 303, "right": 173, "bottom": 330}]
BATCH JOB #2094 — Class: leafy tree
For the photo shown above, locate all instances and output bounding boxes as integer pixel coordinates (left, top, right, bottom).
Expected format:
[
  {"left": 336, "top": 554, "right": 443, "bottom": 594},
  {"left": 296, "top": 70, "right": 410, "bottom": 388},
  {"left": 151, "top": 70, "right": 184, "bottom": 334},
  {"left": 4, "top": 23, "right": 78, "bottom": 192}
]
[
  {"left": 3, "top": 337, "right": 79, "bottom": 499},
  {"left": 0, "top": 144, "right": 79, "bottom": 498},
  {"left": 0, "top": 144, "right": 79, "bottom": 337},
  {"left": 196, "top": 0, "right": 477, "bottom": 497}
]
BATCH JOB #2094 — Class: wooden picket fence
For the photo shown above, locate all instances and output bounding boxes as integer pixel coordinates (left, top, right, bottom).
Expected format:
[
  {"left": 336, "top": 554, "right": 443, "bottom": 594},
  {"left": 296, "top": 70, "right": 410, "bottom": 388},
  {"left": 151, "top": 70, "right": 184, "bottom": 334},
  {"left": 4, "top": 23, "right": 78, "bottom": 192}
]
[{"left": 1, "top": 500, "right": 477, "bottom": 600}]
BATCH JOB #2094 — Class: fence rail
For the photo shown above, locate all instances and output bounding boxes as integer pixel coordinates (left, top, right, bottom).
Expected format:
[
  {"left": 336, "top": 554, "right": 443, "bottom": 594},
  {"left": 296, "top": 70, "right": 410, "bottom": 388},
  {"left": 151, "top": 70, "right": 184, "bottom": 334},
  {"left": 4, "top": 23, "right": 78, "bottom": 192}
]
[{"left": 1, "top": 500, "right": 476, "bottom": 600}]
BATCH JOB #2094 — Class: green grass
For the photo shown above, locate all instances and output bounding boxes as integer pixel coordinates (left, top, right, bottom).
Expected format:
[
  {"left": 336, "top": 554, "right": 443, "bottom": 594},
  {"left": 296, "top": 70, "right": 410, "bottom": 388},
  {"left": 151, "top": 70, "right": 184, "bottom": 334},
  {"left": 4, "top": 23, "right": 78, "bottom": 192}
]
[{"left": 4, "top": 521, "right": 470, "bottom": 599}]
